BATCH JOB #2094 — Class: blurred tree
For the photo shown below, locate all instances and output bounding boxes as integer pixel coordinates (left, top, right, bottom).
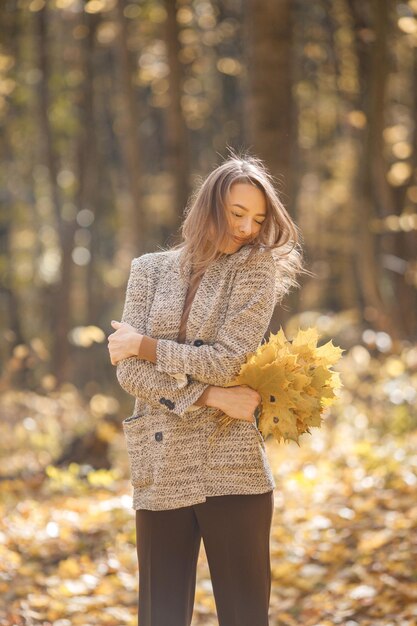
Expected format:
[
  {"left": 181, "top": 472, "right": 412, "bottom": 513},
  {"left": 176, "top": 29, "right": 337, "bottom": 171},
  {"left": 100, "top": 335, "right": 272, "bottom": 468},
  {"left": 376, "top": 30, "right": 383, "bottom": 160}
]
[
  {"left": 349, "top": 0, "right": 417, "bottom": 339},
  {"left": 244, "top": 0, "right": 295, "bottom": 331},
  {"left": 244, "top": 0, "right": 293, "bottom": 199},
  {"left": 34, "top": 5, "right": 76, "bottom": 382},
  {"left": 164, "top": 0, "right": 192, "bottom": 230},
  {"left": 114, "top": 0, "right": 149, "bottom": 252}
]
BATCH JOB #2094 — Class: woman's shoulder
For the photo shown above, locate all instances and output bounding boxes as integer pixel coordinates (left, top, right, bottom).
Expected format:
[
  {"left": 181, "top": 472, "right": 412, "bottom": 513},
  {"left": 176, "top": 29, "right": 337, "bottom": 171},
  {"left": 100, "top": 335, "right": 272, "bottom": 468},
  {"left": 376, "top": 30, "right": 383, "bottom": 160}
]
[
  {"left": 131, "top": 249, "right": 177, "bottom": 270},
  {"left": 231, "top": 244, "right": 276, "bottom": 271},
  {"left": 233, "top": 243, "right": 302, "bottom": 305}
]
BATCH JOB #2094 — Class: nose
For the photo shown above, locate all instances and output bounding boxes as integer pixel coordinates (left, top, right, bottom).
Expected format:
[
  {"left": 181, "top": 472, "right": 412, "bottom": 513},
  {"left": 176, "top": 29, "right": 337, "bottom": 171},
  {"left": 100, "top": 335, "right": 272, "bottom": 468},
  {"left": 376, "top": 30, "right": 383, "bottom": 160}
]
[{"left": 239, "top": 219, "right": 254, "bottom": 236}]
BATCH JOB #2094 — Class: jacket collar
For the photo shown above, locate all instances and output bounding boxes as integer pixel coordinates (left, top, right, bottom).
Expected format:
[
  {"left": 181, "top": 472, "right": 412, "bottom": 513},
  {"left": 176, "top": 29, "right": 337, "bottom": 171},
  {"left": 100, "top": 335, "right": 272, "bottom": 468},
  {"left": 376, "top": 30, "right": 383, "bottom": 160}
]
[
  {"left": 149, "top": 244, "right": 255, "bottom": 343},
  {"left": 175, "top": 243, "right": 255, "bottom": 280}
]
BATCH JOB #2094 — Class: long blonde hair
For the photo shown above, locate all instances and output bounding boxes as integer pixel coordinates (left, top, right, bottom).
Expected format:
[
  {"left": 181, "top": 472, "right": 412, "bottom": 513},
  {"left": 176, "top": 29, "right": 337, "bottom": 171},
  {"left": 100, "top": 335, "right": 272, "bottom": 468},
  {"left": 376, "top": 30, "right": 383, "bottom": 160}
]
[{"left": 164, "top": 148, "right": 309, "bottom": 300}]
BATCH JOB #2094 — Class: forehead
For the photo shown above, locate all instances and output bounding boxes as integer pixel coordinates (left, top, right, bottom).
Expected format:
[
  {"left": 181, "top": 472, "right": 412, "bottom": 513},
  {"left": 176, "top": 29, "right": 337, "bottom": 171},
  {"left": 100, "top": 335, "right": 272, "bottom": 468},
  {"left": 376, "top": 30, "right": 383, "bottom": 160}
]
[{"left": 227, "top": 182, "right": 266, "bottom": 212}]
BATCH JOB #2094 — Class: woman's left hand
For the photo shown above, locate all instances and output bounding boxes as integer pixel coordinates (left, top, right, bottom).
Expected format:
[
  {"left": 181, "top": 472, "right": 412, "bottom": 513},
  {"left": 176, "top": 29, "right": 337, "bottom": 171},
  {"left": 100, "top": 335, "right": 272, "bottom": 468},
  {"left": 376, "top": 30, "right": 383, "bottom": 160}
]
[{"left": 108, "top": 320, "right": 142, "bottom": 365}]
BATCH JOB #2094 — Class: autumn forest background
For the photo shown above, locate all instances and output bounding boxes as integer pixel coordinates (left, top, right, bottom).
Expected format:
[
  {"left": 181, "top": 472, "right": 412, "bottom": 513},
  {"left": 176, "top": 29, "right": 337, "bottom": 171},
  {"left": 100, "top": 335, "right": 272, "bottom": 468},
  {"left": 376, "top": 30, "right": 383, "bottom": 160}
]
[{"left": 1, "top": 0, "right": 417, "bottom": 625}]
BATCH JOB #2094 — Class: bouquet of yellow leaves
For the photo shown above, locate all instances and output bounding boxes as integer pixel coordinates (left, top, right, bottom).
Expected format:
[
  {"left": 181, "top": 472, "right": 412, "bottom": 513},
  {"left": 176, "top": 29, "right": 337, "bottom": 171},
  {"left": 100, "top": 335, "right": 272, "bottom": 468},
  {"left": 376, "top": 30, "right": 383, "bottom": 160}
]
[{"left": 211, "top": 326, "right": 344, "bottom": 446}]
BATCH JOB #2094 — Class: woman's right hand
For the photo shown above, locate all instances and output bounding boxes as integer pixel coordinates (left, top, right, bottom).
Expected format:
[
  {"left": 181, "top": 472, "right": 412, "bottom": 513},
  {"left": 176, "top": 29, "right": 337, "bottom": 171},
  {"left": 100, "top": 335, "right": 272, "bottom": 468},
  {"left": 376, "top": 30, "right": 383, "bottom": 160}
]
[{"left": 205, "top": 385, "right": 262, "bottom": 423}]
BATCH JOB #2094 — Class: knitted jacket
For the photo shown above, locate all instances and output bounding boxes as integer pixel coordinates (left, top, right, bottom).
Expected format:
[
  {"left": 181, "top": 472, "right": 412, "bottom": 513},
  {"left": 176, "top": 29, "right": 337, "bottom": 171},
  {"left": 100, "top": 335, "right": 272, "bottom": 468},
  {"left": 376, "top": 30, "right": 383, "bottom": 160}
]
[{"left": 116, "top": 243, "right": 288, "bottom": 511}]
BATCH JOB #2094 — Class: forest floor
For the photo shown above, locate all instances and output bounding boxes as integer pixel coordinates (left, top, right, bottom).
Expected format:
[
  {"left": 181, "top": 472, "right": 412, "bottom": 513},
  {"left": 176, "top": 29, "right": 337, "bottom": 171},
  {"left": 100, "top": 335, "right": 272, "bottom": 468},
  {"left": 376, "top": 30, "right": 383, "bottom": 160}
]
[{"left": 1, "top": 347, "right": 417, "bottom": 626}]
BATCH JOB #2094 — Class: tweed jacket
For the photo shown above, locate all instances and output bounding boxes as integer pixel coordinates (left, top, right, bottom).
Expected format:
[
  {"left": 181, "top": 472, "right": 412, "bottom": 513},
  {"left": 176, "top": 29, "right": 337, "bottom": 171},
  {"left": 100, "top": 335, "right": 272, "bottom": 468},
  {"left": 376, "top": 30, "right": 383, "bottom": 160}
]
[{"left": 116, "top": 243, "right": 287, "bottom": 511}]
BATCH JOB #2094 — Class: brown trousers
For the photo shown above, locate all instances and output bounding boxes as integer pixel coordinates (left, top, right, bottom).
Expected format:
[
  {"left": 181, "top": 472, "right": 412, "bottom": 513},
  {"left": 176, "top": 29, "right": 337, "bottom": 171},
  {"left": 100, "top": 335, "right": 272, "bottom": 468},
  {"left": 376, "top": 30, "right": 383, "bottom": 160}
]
[{"left": 135, "top": 490, "right": 274, "bottom": 626}]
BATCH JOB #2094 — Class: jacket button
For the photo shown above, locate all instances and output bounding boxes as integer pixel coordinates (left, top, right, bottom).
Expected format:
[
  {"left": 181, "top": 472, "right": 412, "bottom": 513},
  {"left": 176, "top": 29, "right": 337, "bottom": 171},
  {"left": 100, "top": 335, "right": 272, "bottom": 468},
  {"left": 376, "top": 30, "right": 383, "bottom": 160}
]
[
  {"left": 159, "top": 397, "right": 167, "bottom": 405},
  {"left": 194, "top": 339, "right": 204, "bottom": 346},
  {"left": 166, "top": 400, "right": 175, "bottom": 410},
  {"left": 155, "top": 431, "right": 163, "bottom": 442}
]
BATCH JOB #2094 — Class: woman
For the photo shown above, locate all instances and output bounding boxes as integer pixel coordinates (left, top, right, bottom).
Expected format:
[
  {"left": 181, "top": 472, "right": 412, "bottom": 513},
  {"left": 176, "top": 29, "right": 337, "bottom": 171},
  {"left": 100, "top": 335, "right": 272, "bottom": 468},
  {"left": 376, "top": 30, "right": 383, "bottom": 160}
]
[{"left": 108, "top": 152, "right": 305, "bottom": 626}]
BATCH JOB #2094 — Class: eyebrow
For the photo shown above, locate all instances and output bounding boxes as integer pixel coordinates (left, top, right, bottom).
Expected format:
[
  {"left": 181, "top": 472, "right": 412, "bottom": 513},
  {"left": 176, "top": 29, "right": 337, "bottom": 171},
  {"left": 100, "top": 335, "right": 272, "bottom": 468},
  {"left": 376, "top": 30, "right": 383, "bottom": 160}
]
[{"left": 232, "top": 203, "right": 266, "bottom": 217}]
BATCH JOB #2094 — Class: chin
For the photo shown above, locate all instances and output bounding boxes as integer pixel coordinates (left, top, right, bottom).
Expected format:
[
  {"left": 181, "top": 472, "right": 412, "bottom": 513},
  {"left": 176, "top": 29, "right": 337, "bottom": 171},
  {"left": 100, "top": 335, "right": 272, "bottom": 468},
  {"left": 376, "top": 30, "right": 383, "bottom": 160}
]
[
  {"left": 225, "top": 244, "right": 245, "bottom": 255},
  {"left": 218, "top": 237, "right": 250, "bottom": 254}
]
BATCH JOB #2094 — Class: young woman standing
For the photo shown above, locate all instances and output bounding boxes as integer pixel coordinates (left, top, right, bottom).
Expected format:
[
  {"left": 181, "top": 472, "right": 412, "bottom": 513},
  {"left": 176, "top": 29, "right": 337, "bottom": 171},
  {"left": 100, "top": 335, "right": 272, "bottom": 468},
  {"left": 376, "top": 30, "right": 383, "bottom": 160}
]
[{"left": 108, "top": 152, "right": 305, "bottom": 626}]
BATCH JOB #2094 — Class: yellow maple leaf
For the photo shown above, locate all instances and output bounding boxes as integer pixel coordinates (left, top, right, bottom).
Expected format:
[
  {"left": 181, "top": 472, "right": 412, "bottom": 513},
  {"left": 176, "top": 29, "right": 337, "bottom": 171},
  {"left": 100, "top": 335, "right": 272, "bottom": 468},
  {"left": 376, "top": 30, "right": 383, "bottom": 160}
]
[{"left": 212, "top": 326, "right": 344, "bottom": 447}]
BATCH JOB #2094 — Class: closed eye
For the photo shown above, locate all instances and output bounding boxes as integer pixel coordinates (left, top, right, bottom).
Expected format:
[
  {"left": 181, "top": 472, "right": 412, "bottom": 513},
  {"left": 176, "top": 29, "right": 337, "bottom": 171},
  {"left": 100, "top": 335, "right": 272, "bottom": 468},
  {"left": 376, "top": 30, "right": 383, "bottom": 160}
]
[{"left": 232, "top": 212, "right": 264, "bottom": 226}]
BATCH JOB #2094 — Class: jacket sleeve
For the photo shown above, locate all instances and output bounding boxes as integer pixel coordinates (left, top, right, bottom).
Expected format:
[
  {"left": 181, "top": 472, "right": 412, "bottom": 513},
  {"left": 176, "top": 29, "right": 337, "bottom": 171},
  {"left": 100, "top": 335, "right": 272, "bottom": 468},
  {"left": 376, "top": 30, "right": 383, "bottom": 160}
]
[
  {"left": 154, "top": 250, "right": 277, "bottom": 386},
  {"left": 115, "top": 255, "right": 210, "bottom": 418}
]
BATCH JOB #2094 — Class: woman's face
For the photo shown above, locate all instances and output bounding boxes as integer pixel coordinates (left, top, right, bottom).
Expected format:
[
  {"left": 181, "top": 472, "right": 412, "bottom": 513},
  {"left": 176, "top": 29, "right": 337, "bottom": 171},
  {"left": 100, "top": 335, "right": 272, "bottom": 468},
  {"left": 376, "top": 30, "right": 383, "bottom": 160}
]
[{"left": 217, "top": 182, "right": 267, "bottom": 254}]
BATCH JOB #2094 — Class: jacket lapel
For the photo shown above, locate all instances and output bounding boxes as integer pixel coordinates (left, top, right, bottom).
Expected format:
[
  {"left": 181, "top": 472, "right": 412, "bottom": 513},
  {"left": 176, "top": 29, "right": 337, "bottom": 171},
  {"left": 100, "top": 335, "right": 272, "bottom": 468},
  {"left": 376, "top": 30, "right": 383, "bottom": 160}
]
[
  {"left": 147, "top": 245, "right": 254, "bottom": 343},
  {"left": 183, "top": 244, "right": 255, "bottom": 343},
  {"left": 146, "top": 253, "right": 189, "bottom": 341},
  {"left": 184, "top": 258, "right": 224, "bottom": 342}
]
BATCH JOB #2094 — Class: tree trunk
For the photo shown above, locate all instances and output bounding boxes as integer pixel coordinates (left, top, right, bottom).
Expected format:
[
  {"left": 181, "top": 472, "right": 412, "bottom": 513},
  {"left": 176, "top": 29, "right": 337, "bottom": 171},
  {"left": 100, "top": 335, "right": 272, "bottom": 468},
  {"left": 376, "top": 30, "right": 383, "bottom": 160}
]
[
  {"left": 348, "top": 0, "right": 401, "bottom": 339},
  {"left": 244, "top": 0, "right": 295, "bottom": 330},
  {"left": 163, "top": 0, "right": 191, "bottom": 235},
  {"left": 114, "top": 0, "right": 148, "bottom": 257},
  {"left": 34, "top": 5, "right": 76, "bottom": 383},
  {"left": 243, "top": 0, "right": 293, "bottom": 201}
]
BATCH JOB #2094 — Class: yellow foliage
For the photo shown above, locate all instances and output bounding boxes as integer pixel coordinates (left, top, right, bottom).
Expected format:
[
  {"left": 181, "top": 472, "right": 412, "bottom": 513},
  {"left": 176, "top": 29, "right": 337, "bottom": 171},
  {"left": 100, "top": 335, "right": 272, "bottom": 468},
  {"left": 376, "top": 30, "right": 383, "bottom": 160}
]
[{"left": 217, "top": 326, "right": 344, "bottom": 445}]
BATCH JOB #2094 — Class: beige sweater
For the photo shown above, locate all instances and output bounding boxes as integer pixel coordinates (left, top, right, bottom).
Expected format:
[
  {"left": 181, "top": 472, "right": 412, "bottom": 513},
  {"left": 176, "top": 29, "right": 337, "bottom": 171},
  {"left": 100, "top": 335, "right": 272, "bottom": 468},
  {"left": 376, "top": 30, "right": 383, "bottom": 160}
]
[{"left": 117, "top": 244, "right": 289, "bottom": 511}]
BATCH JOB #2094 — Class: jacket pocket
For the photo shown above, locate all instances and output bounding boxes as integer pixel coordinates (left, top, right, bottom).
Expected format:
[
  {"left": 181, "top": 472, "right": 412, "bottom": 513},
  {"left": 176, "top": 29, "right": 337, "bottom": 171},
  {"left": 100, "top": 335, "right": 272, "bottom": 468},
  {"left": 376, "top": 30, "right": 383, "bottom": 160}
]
[
  {"left": 122, "top": 415, "right": 157, "bottom": 489},
  {"left": 207, "top": 420, "right": 264, "bottom": 470}
]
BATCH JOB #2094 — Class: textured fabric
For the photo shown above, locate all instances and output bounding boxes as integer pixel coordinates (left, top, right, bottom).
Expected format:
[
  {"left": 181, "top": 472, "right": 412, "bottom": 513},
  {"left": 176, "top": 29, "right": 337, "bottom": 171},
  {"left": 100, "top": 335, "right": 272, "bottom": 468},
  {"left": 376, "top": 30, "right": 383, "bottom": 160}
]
[
  {"left": 136, "top": 269, "right": 204, "bottom": 362},
  {"left": 136, "top": 270, "right": 205, "bottom": 410},
  {"left": 135, "top": 490, "right": 274, "bottom": 626},
  {"left": 117, "top": 244, "right": 288, "bottom": 510},
  {"left": 177, "top": 270, "right": 204, "bottom": 342},
  {"left": 123, "top": 413, "right": 275, "bottom": 510},
  {"left": 154, "top": 252, "right": 279, "bottom": 386}
]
